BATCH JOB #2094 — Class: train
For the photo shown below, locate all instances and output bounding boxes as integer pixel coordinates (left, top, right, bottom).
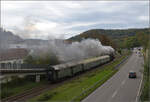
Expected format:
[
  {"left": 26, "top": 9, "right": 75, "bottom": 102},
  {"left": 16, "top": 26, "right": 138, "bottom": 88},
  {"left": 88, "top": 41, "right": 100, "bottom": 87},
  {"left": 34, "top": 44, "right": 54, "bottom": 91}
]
[{"left": 47, "top": 53, "right": 115, "bottom": 82}]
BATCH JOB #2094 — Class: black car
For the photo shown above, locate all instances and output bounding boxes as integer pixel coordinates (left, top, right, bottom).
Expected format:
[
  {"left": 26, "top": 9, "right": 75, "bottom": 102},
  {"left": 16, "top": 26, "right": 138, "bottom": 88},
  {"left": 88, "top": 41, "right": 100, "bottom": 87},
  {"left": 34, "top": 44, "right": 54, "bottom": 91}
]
[{"left": 129, "top": 71, "right": 137, "bottom": 78}]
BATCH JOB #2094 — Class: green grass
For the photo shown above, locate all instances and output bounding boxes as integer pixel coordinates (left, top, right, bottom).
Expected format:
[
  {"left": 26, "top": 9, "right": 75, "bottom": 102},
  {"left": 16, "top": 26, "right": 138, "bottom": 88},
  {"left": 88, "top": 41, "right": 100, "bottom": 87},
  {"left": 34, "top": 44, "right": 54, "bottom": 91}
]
[
  {"left": 0, "top": 76, "right": 47, "bottom": 99},
  {"left": 140, "top": 47, "right": 150, "bottom": 101},
  {"left": 30, "top": 54, "right": 129, "bottom": 102}
]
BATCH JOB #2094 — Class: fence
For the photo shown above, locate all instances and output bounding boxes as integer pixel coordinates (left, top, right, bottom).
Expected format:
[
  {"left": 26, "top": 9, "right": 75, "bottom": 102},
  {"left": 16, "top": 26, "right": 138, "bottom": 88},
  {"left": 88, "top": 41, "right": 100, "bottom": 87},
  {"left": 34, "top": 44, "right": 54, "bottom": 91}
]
[
  {"left": 0, "top": 63, "right": 49, "bottom": 69},
  {"left": 70, "top": 55, "right": 129, "bottom": 102}
]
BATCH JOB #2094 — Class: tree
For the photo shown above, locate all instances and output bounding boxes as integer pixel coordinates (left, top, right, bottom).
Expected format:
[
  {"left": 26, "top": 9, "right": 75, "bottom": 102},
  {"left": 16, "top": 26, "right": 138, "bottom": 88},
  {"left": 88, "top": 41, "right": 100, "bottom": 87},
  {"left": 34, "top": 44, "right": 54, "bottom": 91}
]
[
  {"left": 24, "top": 54, "right": 60, "bottom": 65},
  {"left": 118, "top": 49, "right": 122, "bottom": 55},
  {"left": 24, "top": 55, "right": 35, "bottom": 64},
  {"left": 136, "top": 32, "right": 149, "bottom": 49},
  {"left": 124, "top": 36, "right": 140, "bottom": 49}
]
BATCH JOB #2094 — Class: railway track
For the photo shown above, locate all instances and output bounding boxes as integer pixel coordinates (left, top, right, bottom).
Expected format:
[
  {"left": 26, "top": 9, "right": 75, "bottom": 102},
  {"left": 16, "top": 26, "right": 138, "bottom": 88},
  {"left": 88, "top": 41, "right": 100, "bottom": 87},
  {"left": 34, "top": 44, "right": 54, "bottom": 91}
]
[
  {"left": 1, "top": 84, "right": 53, "bottom": 102},
  {"left": 2, "top": 80, "right": 70, "bottom": 102}
]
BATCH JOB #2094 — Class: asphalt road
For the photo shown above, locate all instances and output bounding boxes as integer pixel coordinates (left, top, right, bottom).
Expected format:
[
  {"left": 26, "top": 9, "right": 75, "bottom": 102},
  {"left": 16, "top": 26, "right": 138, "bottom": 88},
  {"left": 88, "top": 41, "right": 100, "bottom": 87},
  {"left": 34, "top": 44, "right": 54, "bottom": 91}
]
[{"left": 82, "top": 52, "right": 144, "bottom": 102}]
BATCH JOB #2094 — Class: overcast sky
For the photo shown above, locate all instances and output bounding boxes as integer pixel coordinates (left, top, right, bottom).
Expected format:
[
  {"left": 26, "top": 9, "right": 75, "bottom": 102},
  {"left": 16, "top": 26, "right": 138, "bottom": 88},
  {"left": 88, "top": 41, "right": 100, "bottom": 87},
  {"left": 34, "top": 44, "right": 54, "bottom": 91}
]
[{"left": 1, "top": 1, "right": 149, "bottom": 39}]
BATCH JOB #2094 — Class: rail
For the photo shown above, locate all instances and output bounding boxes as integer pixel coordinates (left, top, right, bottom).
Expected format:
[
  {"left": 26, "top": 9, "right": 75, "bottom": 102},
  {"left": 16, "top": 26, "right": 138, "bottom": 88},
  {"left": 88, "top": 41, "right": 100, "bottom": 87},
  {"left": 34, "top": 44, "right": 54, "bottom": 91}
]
[{"left": 70, "top": 55, "right": 130, "bottom": 102}]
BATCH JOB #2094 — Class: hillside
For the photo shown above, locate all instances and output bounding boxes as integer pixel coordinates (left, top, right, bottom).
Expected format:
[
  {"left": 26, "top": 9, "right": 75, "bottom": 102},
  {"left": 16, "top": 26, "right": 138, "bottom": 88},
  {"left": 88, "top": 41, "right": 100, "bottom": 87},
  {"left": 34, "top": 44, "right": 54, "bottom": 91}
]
[
  {"left": 68, "top": 28, "right": 150, "bottom": 48},
  {"left": 0, "top": 28, "right": 23, "bottom": 49},
  {"left": 69, "top": 28, "right": 149, "bottom": 40},
  {"left": 0, "top": 28, "right": 64, "bottom": 49},
  {"left": 0, "top": 28, "right": 49, "bottom": 49},
  {"left": 0, "top": 28, "right": 23, "bottom": 43}
]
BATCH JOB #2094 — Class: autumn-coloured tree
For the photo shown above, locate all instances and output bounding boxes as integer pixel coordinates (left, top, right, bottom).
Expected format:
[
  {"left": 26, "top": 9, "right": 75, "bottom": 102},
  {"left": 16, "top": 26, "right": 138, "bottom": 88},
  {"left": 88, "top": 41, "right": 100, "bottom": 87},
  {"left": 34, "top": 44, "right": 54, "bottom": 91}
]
[
  {"left": 136, "top": 32, "right": 149, "bottom": 49},
  {"left": 68, "top": 30, "right": 117, "bottom": 49},
  {"left": 124, "top": 36, "right": 140, "bottom": 49}
]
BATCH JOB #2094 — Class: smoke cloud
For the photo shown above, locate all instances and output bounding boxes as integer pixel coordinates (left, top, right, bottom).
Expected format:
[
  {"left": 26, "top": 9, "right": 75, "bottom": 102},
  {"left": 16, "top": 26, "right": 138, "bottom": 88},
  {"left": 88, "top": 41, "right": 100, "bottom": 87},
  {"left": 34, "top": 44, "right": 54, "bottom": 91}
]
[{"left": 29, "top": 38, "right": 114, "bottom": 63}]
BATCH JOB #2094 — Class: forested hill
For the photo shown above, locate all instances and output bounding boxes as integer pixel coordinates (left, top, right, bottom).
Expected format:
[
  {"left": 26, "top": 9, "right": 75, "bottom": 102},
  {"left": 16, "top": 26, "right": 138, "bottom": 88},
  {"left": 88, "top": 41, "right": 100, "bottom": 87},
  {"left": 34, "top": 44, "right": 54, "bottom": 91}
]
[
  {"left": 68, "top": 28, "right": 149, "bottom": 49},
  {"left": 68, "top": 28, "right": 149, "bottom": 42}
]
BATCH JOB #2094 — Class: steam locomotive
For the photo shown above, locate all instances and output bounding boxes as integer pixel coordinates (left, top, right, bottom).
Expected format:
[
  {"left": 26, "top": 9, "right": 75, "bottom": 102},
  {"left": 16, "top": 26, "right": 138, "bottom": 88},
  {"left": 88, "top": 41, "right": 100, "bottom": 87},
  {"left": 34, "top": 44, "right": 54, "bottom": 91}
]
[{"left": 47, "top": 52, "right": 115, "bottom": 82}]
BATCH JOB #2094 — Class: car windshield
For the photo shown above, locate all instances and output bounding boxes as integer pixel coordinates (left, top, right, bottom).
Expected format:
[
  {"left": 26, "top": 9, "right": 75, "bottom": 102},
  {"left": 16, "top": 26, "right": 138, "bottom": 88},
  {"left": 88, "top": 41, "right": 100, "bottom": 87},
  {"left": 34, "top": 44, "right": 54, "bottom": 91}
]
[{"left": 130, "top": 72, "right": 135, "bottom": 74}]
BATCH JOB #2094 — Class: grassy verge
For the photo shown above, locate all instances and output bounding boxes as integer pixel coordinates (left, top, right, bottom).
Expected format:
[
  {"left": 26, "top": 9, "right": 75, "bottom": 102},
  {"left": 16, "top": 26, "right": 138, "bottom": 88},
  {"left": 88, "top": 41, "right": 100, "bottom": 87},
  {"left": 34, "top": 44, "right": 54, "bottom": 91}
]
[
  {"left": 140, "top": 48, "right": 150, "bottom": 101},
  {"left": 30, "top": 53, "right": 130, "bottom": 102},
  {"left": 0, "top": 76, "right": 47, "bottom": 99}
]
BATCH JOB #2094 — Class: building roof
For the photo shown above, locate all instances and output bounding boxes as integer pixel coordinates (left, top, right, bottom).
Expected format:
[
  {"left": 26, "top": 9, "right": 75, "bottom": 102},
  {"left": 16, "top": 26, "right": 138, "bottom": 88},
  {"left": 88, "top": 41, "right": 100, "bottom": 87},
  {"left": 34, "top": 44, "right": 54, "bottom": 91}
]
[{"left": 0, "top": 48, "right": 29, "bottom": 61}]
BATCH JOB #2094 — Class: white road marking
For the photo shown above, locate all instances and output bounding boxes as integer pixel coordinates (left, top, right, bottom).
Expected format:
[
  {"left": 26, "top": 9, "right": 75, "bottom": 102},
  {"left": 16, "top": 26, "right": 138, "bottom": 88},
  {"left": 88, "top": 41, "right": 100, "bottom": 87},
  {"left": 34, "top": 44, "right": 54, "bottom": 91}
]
[
  {"left": 112, "top": 90, "right": 118, "bottom": 98},
  {"left": 135, "top": 72, "right": 143, "bottom": 102},
  {"left": 121, "top": 80, "right": 126, "bottom": 85},
  {"left": 135, "top": 58, "right": 144, "bottom": 102},
  {"left": 111, "top": 79, "right": 126, "bottom": 99}
]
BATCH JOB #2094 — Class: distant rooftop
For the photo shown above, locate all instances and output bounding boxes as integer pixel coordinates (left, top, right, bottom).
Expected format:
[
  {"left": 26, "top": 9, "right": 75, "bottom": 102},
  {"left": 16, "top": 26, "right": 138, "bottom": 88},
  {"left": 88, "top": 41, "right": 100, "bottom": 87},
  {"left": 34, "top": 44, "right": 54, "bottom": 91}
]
[{"left": 0, "top": 48, "right": 29, "bottom": 61}]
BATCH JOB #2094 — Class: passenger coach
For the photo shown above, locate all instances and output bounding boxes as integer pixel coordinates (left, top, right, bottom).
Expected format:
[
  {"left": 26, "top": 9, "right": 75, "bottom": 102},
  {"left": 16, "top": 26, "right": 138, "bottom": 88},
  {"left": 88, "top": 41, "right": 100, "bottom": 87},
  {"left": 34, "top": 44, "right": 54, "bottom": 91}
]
[{"left": 47, "top": 55, "right": 113, "bottom": 82}]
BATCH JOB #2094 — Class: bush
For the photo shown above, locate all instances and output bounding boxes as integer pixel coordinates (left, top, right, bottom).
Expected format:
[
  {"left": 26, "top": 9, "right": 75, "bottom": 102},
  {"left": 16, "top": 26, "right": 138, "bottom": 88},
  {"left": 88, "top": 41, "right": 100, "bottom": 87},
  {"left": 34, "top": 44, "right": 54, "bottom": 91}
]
[
  {"left": 0, "top": 90, "right": 14, "bottom": 99},
  {"left": 24, "top": 54, "right": 60, "bottom": 66},
  {"left": 37, "top": 92, "right": 57, "bottom": 101},
  {"left": 140, "top": 48, "right": 150, "bottom": 101}
]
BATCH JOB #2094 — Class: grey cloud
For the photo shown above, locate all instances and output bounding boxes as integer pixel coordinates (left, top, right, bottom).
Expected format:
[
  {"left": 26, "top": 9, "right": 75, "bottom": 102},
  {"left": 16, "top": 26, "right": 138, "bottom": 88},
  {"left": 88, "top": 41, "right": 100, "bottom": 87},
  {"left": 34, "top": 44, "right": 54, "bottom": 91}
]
[{"left": 1, "top": 1, "right": 149, "bottom": 39}]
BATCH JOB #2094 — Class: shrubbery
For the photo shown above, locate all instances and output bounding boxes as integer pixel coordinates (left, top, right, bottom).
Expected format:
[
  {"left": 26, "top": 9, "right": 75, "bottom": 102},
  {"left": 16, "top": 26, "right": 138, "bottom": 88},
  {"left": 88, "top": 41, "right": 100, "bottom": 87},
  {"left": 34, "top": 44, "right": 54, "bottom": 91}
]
[
  {"left": 141, "top": 59, "right": 150, "bottom": 101},
  {"left": 37, "top": 92, "right": 57, "bottom": 101},
  {"left": 24, "top": 53, "right": 60, "bottom": 65},
  {"left": 140, "top": 37, "right": 150, "bottom": 101}
]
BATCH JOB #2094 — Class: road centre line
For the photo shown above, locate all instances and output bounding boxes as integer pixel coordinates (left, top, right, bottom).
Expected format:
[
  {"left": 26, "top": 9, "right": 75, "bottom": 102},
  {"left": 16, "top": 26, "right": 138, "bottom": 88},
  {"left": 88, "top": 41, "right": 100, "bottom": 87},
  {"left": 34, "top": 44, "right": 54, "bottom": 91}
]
[{"left": 121, "top": 79, "right": 126, "bottom": 85}]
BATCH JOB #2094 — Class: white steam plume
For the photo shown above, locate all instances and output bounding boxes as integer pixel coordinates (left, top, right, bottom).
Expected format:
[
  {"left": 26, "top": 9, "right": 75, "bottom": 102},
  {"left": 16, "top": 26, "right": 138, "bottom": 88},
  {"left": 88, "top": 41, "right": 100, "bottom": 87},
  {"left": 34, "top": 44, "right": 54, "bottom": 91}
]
[{"left": 29, "top": 38, "right": 114, "bottom": 63}]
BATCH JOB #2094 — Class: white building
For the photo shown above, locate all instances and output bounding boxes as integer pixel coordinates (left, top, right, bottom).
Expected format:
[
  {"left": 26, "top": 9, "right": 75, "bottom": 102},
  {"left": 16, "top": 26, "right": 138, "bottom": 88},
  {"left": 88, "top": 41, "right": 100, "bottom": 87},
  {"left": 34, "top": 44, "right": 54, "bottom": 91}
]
[
  {"left": 9, "top": 43, "right": 27, "bottom": 49},
  {"left": 0, "top": 48, "right": 29, "bottom": 69}
]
